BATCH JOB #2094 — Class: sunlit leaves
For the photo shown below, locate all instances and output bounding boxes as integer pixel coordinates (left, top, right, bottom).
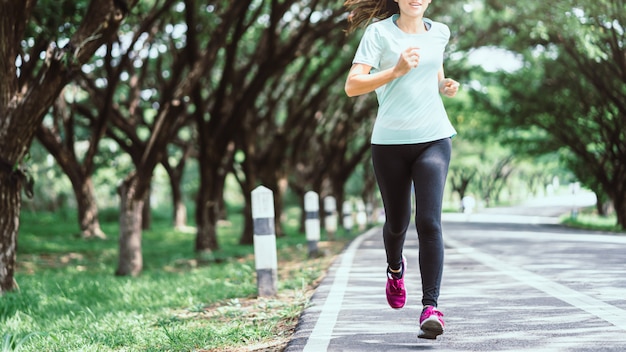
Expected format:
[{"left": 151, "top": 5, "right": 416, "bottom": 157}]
[{"left": 466, "top": 0, "right": 626, "bottom": 226}]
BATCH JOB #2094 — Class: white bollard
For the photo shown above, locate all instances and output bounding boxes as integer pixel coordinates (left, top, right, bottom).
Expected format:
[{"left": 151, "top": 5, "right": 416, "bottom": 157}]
[
  {"left": 342, "top": 200, "right": 353, "bottom": 232},
  {"left": 323, "top": 196, "right": 337, "bottom": 240},
  {"left": 304, "top": 191, "right": 321, "bottom": 257},
  {"left": 356, "top": 199, "right": 367, "bottom": 231},
  {"left": 461, "top": 196, "right": 476, "bottom": 214},
  {"left": 251, "top": 186, "right": 278, "bottom": 297}
]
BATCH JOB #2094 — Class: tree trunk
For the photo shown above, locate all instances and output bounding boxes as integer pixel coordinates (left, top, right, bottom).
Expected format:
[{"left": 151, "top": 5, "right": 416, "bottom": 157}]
[
  {"left": 170, "top": 170, "right": 187, "bottom": 229},
  {"left": 174, "top": 201, "right": 187, "bottom": 230},
  {"left": 232, "top": 150, "right": 256, "bottom": 245},
  {"left": 0, "top": 169, "right": 20, "bottom": 293},
  {"left": 36, "top": 93, "right": 109, "bottom": 240},
  {"left": 332, "top": 183, "right": 346, "bottom": 228},
  {"left": 195, "top": 196, "right": 219, "bottom": 253},
  {"left": 142, "top": 189, "right": 151, "bottom": 230},
  {"left": 451, "top": 171, "right": 474, "bottom": 209},
  {"left": 195, "top": 135, "right": 237, "bottom": 252},
  {"left": 74, "top": 177, "right": 106, "bottom": 239},
  {"left": 239, "top": 189, "right": 254, "bottom": 245},
  {"left": 294, "top": 188, "right": 306, "bottom": 234},
  {"left": 195, "top": 170, "right": 221, "bottom": 252},
  {"left": 614, "top": 186, "right": 626, "bottom": 230},
  {"left": 115, "top": 175, "right": 144, "bottom": 276},
  {"left": 264, "top": 178, "right": 286, "bottom": 238}
]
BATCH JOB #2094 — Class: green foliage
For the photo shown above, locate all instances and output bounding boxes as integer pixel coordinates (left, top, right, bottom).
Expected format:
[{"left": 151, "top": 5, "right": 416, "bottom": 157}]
[
  {"left": 441, "top": 0, "right": 626, "bottom": 227},
  {"left": 26, "top": 0, "right": 89, "bottom": 40},
  {"left": 15, "top": 0, "right": 625, "bottom": 234}
]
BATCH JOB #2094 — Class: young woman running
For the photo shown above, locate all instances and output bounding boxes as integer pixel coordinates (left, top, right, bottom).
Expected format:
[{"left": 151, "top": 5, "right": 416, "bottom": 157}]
[{"left": 344, "top": 0, "right": 459, "bottom": 340}]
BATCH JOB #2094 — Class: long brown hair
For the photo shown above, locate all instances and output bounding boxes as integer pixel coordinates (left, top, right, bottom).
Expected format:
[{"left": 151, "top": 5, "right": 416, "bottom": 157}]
[{"left": 344, "top": 0, "right": 399, "bottom": 34}]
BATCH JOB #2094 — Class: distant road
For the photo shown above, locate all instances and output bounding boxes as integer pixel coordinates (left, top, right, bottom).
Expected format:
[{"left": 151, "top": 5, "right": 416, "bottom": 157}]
[{"left": 446, "top": 191, "right": 598, "bottom": 224}]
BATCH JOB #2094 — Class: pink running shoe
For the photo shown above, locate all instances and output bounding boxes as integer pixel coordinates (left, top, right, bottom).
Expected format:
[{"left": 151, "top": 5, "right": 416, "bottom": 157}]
[
  {"left": 418, "top": 306, "right": 445, "bottom": 339},
  {"left": 385, "top": 256, "right": 407, "bottom": 309}
]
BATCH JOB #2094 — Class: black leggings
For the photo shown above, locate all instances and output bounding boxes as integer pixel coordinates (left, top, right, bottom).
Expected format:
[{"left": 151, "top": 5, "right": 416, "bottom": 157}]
[{"left": 371, "top": 138, "right": 451, "bottom": 307}]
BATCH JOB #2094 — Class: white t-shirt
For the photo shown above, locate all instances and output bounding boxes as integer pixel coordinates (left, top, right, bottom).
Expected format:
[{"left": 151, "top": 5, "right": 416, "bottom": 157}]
[{"left": 352, "top": 15, "right": 457, "bottom": 144}]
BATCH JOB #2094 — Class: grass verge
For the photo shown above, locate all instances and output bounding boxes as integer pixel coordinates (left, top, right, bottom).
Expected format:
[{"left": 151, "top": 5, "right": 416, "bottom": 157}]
[
  {"left": 2, "top": 210, "right": 359, "bottom": 351},
  {"left": 560, "top": 207, "right": 625, "bottom": 234}
]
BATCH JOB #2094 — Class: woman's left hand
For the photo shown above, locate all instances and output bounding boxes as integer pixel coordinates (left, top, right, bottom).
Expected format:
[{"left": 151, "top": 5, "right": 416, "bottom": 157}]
[{"left": 439, "top": 78, "right": 459, "bottom": 97}]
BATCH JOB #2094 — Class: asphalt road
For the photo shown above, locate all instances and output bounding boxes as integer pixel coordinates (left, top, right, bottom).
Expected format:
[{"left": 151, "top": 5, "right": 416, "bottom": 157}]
[{"left": 285, "top": 194, "right": 626, "bottom": 351}]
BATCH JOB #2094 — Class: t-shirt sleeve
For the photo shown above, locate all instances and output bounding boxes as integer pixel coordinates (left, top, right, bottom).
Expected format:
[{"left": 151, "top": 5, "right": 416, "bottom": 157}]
[
  {"left": 352, "top": 25, "right": 382, "bottom": 69},
  {"left": 437, "top": 22, "right": 451, "bottom": 43}
]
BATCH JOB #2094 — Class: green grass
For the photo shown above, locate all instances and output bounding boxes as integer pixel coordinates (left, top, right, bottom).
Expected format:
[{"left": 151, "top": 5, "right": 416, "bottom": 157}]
[
  {"left": 2, "top": 209, "right": 358, "bottom": 351},
  {"left": 560, "top": 208, "right": 625, "bottom": 233}
]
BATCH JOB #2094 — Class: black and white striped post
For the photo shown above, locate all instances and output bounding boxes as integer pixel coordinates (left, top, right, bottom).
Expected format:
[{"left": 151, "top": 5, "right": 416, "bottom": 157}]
[
  {"left": 251, "top": 185, "right": 278, "bottom": 297},
  {"left": 323, "top": 196, "right": 337, "bottom": 241},
  {"left": 342, "top": 200, "right": 353, "bottom": 233},
  {"left": 304, "top": 191, "right": 321, "bottom": 258}
]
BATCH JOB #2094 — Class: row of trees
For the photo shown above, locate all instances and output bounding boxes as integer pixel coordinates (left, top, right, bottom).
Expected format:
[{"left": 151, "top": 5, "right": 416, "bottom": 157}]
[
  {"left": 440, "top": 0, "right": 625, "bottom": 220},
  {"left": 469, "top": 0, "right": 625, "bottom": 220},
  {"left": 1, "top": 0, "right": 378, "bottom": 293},
  {"left": 1, "top": 0, "right": 139, "bottom": 292},
  {"left": 1, "top": 0, "right": 624, "bottom": 293}
]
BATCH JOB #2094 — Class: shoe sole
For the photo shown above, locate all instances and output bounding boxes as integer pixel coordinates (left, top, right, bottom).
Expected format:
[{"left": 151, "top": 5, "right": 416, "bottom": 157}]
[{"left": 418, "top": 320, "right": 444, "bottom": 340}]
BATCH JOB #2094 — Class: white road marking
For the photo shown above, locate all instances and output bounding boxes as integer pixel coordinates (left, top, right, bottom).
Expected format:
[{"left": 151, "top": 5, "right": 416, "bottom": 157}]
[
  {"left": 445, "top": 237, "right": 626, "bottom": 331},
  {"left": 302, "top": 228, "right": 377, "bottom": 352}
]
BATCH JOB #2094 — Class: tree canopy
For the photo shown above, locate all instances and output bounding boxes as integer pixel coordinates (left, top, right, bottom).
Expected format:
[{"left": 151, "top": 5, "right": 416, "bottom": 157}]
[
  {"left": 465, "top": 0, "right": 625, "bottom": 226},
  {"left": 1, "top": 0, "right": 624, "bottom": 293}
]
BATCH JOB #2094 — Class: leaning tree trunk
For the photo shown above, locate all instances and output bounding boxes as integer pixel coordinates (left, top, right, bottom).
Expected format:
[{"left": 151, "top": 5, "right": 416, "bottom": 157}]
[
  {"left": 115, "top": 175, "right": 144, "bottom": 276},
  {"left": 0, "top": 169, "right": 21, "bottom": 293},
  {"left": 74, "top": 177, "right": 106, "bottom": 239}
]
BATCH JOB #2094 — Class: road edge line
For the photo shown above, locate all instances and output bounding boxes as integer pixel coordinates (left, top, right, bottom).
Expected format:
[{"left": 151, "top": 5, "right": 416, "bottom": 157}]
[{"left": 302, "top": 227, "right": 379, "bottom": 352}]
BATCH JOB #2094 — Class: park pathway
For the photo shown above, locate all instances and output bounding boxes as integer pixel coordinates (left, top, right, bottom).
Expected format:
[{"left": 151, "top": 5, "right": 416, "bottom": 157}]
[{"left": 285, "top": 193, "right": 626, "bottom": 351}]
